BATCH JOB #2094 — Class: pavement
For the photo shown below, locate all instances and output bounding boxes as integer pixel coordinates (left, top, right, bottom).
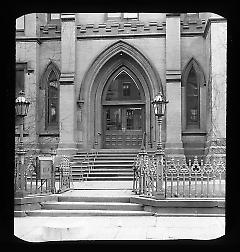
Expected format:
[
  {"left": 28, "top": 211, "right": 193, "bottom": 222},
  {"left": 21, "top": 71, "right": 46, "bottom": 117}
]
[{"left": 14, "top": 181, "right": 225, "bottom": 242}]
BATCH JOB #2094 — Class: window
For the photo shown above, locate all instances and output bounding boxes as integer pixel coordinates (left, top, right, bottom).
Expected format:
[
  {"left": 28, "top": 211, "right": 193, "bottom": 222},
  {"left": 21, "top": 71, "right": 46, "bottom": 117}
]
[
  {"left": 47, "top": 70, "right": 59, "bottom": 128},
  {"left": 16, "top": 63, "right": 26, "bottom": 97},
  {"left": 16, "top": 15, "right": 25, "bottom": 30},
  {"left": 107, "top": 13, "right": 138, "bottom": 21},
  {"left": 41, "top": 62, "right": 60, "bottom": 130},
  {"left": 122, "top": 83, "right": 130, "bottom": 97},
  {"left": 182, "top": 58, "right": 206, "bottom": 131},
  {"left": 186, "top": 67, "right": 199, "bottom": 126},
  {"left": 105, "top": 72, "right": 141, "bottom": 101}
]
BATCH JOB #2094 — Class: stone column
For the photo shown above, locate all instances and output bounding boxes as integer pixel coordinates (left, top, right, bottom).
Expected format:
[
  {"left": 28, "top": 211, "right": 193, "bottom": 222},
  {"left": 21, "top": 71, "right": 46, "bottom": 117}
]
[
  {"left": 165, "top": 13, "right": 184, "bottom": 158},
  {"left": 205, "top": 17, "right": 227, "bottom": 161},
  {"left": 57, "top": 13, "right": 77, "bottom": 155}
]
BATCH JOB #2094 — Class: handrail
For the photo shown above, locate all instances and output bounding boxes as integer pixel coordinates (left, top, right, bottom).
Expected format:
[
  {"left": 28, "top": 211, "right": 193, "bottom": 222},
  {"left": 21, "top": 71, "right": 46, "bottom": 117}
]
[{"left": 133, "top": 132, "right": 146, "bottom": 192}]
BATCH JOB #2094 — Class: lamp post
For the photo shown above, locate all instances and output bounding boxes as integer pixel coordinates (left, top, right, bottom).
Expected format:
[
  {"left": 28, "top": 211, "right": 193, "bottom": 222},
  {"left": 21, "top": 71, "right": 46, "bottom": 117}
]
[
  {"left": 152, "top": 91, "right": 168, "bottom": 199},
  {"left": 15, "top": 91, "right": 30, "bottom": 197}
]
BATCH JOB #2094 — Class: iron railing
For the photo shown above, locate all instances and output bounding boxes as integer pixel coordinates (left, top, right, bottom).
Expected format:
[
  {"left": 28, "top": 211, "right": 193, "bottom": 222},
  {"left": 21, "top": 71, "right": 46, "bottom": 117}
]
[
  {"left": 133, "top": 152, "right": 226, "bottom": 198},
  {"left": 14, "top": 154, "right": 73, "bottom": 196},
  {"left": 78, "top": 150, "right": 98, "bottom": 182}
]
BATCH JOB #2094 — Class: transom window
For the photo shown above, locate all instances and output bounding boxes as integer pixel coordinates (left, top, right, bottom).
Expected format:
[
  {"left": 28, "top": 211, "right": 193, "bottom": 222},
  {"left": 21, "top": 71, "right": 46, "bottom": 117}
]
[{"left": 104, "top": 72, "right": 141, "bottom": 101}]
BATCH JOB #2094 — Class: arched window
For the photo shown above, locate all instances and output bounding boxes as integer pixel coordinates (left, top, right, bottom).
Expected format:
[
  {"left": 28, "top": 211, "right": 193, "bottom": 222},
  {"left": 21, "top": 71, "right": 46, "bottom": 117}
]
[
  {"left": 47, "top": 70, "right": 59, "bottom": 128},
  {"left": 40, "top": 62, "right": 60, "bottom": 130},
  {"left": 182, "top": 58, "right": 206, "bottom": 130},
  {"left": 186, "top": 67, "right": 199, "bottom": 126},
  {"left": 104, "top": 71, "right": 142, "bottom": 102}
]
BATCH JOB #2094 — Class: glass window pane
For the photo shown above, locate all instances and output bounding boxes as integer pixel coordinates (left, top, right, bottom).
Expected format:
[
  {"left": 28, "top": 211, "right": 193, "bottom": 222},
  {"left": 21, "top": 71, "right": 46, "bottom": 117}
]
[
  {"left": 16, "top": 70, "right": 24, "bottom": 96},
  {"left": 48, "top": 98, "right": 58, "bottom": 124},
  {"left": 187, "top": 96, "right": 199, "bottom": 124},
  {"left": 186, "top": 67, "right": 199, "bottom": 126},
  {"left": 126, "top": 108, "right": 142, "bottom": 130},
  {"left": 106, "top": 108, "right": 122, "bottom": 130},
  {"left": 105, "top": 72, "right": 141, "bottom": 101}
]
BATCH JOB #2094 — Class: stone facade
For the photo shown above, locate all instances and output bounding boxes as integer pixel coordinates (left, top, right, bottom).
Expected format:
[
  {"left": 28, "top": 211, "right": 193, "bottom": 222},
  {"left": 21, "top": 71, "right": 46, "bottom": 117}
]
[{"left": 15, "top": 13, "right": 226, "bottom": 159}]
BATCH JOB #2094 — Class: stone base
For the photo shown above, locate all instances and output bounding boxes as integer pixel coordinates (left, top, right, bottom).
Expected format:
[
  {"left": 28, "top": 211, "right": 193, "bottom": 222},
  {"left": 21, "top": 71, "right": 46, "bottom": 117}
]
[
  {"left": 56, "top": 142, "right": 78, "bottom": 156},
  {"left": 165, "top": 142, "right": 185, "bottom": 160},
  {"left": 204, "top": 138, "right": 226, "bottom": 162}
]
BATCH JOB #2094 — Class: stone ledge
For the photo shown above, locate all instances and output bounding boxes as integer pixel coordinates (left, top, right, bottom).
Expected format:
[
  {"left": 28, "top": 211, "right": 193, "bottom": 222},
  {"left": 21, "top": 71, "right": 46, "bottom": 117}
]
[
  {"left": 76, "top": 21, "right": 166, "bottom": 37},
  {"left": 130, "top": 196, "right": 225, "bottom": 208},
  {"left": 14, "top": 194, "right": 59, "bottom": 217},
  {"left": 15, "top": 194, "right": 58, "bottom": 205}
]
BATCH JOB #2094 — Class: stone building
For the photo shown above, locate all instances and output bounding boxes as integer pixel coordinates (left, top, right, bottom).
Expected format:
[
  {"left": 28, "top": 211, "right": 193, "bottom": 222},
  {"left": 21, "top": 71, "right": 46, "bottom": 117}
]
[{"left": 15, "top": 13, "right": 226, "bottom": 160}]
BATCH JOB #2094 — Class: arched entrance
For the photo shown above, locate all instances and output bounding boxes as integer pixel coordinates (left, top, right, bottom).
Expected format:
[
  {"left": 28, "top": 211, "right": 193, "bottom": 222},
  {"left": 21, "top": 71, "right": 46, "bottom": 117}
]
[
  {"left": 79, "top": 40, "right": 163, "bottom": 150},
  {"left": 102, "top": 67, "right": 145, "bottom": 148}
]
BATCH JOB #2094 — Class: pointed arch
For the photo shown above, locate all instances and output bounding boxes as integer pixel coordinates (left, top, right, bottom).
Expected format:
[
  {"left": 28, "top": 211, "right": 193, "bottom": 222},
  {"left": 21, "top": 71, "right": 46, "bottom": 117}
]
[
  {"left": 182, "top": 57, "right": 206, "bottom": 129},
  {"left": 79, "top": 40, "right": 162, "bottom": 149},
  {"left": 40, "top": 61, "right": 61, "bottom": 130},
  {"left": 182, "top": 57, "right": 206, "bottom": 87},
  {"left": 40, "top": 61, "right": 61, "bottom": 90},
  {"left": 79, "top": 40, "right": 162, "bottom": 101}
]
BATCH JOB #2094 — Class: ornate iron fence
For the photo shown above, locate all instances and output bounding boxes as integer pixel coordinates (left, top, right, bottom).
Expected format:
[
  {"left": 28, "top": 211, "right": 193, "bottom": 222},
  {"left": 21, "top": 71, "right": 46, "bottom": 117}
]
[
  {"left": 133, "top": 152, "right": 226, "bottom": 198},
  {"left": 54, "top": 155, "right": 73, "bottom": 193},
  {"left": 14, "top": 155, "right": 55, "bottom": 195},
  {"left": 14, "top": 154, "right": 73, "bottom": 196}
]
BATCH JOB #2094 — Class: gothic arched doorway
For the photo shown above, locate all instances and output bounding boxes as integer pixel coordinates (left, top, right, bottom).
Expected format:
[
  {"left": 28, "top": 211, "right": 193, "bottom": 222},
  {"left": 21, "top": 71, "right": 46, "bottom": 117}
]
[{"left": 102, "top": 68, "right": 145, "bottom": 148}]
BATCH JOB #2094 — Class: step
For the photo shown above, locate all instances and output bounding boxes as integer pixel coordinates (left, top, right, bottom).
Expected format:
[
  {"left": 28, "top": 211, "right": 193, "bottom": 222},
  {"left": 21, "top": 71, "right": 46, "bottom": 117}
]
[
  {"left": 94, "top": 160, "right": 134, "bottom": 163},
  {"left": 95, "top": 156, "right": 136, "bottom": 160},
  {"left": 26, "top": 209, "right": 153, "bottom": 216},
  {"left": 42, "top": 202, "right": 143, "bottom": 211},
  {"left": 85, "top": 177, "right": 133, "bottom": 181},
  {"left": 86, "top": 168, "right": 133, "bottom": 173},
  {"left": 91, "top": 164, "right": 133, "bottom": 167},
  {"left": 91, "top": 153, "right": 137, "bottom": 157},
  {"left": 87, "top": 172, "right": 133, "bottom": 177},
  {"left": 58, "top": 196, "right": 131, "bottom": 202}
]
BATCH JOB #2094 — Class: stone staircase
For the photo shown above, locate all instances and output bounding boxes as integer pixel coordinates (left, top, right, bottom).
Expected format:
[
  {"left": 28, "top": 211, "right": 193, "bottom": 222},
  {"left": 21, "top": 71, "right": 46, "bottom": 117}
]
[
  {"left": 26, "top": 193, "right": 153, "bottom": 217},
  {"left": 70, "top": 150, "right": 138, "bottom": 181}
]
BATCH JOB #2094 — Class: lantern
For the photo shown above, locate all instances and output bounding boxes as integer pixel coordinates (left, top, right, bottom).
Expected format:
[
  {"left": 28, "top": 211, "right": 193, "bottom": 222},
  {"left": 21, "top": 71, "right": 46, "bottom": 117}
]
[
  {"left": 152, "top": 91, "right": 168, "bottom": 118},
  {"left": 15, "top": 91, "right": 30, "bottom": 117}
]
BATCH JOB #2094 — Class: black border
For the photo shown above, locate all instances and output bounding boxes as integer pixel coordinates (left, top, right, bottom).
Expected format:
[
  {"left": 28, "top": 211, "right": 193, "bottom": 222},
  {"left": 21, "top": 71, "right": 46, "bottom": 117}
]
[{"left": 0, "top": 0, "right": 238, "bottom": 248}]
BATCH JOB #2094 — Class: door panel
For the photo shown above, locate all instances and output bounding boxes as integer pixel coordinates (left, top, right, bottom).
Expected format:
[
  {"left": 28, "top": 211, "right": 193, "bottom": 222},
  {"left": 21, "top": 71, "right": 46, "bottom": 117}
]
[{"left": 103, "top": 106, "right": 144, "bottom": 148}]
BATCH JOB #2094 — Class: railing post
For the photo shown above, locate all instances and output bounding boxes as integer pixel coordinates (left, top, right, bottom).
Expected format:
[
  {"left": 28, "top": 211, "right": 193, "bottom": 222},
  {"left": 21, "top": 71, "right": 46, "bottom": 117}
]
[
  {"left": 15, "top": 119, "right": 27, "bottom": 198},
  {"left": 154, "top": 117, "right": 166, "bottom": 199}
]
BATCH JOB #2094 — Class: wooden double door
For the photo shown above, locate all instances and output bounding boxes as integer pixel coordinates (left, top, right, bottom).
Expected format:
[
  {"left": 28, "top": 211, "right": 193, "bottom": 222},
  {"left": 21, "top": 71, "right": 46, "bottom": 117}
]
[{"left": 102, "top": 105, "right": 145, "bottom": 149}]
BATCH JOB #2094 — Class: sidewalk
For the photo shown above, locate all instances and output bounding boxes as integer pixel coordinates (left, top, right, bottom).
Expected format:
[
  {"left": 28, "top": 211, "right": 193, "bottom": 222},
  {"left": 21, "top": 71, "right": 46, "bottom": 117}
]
[
  {"left": 14, "top": 215, "right": 225, "bottom": 241},
  {"left": 14, "top": 181, "right": 225, "bottom": 242}
]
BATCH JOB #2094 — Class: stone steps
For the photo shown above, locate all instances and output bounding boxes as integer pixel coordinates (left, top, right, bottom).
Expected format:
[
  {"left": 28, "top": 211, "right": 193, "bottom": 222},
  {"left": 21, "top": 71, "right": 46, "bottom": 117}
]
[
  {"left": 25, "top": 193, "right": 153, "bottom": 217},
  {"left": 58, "top": 196, "right": 131, "bottom": 202},
  {"left": 26, "top": 209, "right": 153, "bottom": 216},
  {"left": 71, "top": 150, "right": 137, "bottom": 181},
  {"left": 42, "top": 202, "right": 143, "bottom": 211},
  {"left": 84, "top": 176, "right": 133, "bottom": 181}
]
